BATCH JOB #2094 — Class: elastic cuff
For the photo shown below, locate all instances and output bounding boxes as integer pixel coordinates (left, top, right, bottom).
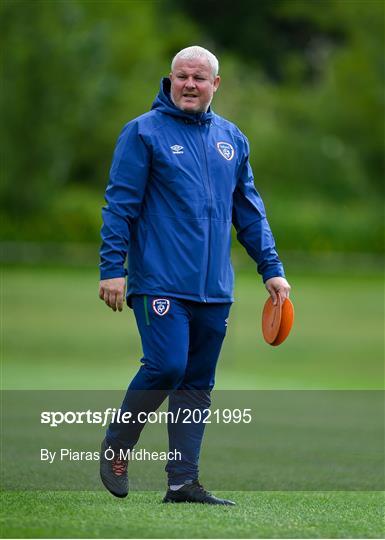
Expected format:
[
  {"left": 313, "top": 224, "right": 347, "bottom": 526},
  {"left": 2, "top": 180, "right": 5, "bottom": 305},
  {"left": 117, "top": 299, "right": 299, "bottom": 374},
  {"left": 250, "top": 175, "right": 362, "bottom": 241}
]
[
  {"left": 100, "top": 269, "right": 127, "bottom": 280},
  {"left": 262, "top": 268, "right": 285, "bottom": 283}
]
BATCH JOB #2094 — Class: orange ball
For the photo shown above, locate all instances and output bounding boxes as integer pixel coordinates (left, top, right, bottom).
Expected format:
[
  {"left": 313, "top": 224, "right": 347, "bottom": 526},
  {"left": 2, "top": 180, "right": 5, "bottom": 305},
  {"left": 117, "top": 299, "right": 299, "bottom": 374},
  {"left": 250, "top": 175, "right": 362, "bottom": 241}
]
[{"left": 262, "top": 294, "right": 294, "bottom": 346}]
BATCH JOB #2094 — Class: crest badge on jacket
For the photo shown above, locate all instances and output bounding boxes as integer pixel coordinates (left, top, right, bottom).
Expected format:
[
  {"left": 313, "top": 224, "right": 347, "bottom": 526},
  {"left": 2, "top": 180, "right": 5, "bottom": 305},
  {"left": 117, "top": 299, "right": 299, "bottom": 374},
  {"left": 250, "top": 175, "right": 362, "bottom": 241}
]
[{"left": 216, "top": 142, "right": 235, "bottom": 161}]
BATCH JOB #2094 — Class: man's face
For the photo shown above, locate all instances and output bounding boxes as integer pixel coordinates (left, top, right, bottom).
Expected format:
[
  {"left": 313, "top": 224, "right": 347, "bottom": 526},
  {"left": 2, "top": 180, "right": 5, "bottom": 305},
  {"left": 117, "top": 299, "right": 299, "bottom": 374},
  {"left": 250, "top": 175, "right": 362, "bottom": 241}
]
[{"left": 169, "top": 57, "right": 220, "bottom": 114}]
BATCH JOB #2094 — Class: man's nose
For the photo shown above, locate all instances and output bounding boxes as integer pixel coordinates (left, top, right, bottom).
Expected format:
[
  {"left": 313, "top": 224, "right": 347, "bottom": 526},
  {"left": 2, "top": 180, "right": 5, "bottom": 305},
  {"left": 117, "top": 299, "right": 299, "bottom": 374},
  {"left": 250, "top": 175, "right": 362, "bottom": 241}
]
[{"left": 185, "top": 77, "right": 196, "bottom": 88}]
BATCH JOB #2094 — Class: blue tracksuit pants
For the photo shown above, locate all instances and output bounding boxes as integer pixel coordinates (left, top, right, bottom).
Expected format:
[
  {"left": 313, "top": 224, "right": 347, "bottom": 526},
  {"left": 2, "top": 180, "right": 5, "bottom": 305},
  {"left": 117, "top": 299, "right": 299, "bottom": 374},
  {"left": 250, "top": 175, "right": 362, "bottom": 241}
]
[{"left": 106, "top": 295, "right": 231, "bottom": 485}]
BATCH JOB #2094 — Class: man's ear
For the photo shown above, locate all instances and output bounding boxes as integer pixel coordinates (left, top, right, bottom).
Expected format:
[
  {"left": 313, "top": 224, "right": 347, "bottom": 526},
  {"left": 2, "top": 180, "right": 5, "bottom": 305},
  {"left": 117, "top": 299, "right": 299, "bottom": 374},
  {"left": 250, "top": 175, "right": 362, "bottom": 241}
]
[{"left": 213, "top": 75, "right": 221, "bottom": 92}]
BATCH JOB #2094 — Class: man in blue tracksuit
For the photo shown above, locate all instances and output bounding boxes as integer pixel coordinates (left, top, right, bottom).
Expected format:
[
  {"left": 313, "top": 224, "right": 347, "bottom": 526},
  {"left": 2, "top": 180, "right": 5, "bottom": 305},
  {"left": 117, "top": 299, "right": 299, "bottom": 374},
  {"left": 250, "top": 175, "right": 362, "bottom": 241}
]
[{"left": 99, "top": 46, "right": 291, "bottom": 505}]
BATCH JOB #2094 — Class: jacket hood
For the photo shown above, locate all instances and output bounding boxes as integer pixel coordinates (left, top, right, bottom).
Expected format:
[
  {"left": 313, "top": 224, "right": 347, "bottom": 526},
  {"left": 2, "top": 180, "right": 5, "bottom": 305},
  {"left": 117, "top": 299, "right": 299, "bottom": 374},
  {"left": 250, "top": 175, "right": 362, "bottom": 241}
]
[{"left": 151, "top": 77, "right": 213, "bottom": 123}]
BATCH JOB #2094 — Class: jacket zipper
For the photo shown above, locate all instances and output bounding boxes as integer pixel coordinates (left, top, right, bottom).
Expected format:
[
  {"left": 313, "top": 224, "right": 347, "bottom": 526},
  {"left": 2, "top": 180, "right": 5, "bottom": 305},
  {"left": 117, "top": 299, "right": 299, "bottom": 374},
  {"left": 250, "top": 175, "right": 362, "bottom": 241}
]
[{"left": 198, "top": 122, "right": 212, "bottom": 302}]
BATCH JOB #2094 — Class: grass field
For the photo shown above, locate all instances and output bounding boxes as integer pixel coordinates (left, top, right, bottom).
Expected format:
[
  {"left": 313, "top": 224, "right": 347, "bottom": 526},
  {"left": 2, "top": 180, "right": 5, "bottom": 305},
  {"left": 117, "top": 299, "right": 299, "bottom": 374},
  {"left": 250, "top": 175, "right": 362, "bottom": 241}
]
[
  {"left": 2, "top": 266, "right": 383, "bottom": 390},
  {"left": 1, "top": 491, "right": 384, "bottom": 538},
  {"left": 1, "top": 266, "right": 384, "bottom": 538}
]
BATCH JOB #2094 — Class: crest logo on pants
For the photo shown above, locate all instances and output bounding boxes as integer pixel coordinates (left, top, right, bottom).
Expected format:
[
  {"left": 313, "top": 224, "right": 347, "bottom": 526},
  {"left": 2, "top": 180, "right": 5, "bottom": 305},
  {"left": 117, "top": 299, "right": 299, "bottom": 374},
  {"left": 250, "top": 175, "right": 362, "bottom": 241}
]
[
  {"left": 152, "top": 298, "right": 170, "bottom": 316},
  {"left": 216, "top": 141, "right": 235, "bottom": 161}
]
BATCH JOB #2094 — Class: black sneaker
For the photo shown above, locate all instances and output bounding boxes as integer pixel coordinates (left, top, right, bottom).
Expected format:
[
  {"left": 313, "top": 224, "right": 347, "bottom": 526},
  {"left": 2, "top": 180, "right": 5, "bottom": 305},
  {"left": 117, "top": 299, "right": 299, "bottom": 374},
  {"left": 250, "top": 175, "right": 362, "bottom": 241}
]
[
  {"left": 99, "top": 438, "right": 128, "bottom": 498},
  {"left": 163, "top": 480, "right": 235, "bottom": 505}
]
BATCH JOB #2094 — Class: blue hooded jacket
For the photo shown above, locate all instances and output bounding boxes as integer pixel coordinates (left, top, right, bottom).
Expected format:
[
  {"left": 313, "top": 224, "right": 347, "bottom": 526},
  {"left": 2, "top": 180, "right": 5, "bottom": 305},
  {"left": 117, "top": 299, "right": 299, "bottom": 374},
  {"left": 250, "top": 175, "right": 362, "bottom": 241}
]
[{"left": 100, "top": 78, "right": 285, "bottom": 303}]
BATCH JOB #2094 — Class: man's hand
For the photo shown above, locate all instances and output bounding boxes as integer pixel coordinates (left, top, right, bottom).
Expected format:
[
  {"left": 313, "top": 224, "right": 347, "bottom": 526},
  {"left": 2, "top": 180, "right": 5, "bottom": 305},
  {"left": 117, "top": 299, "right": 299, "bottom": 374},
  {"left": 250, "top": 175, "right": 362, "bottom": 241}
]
[
  {"left": 265, "top": 276, "right": 291, "bottom": 306},
  {"left": 99, "top": 277, "right": 126, "bottom": 312}
]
